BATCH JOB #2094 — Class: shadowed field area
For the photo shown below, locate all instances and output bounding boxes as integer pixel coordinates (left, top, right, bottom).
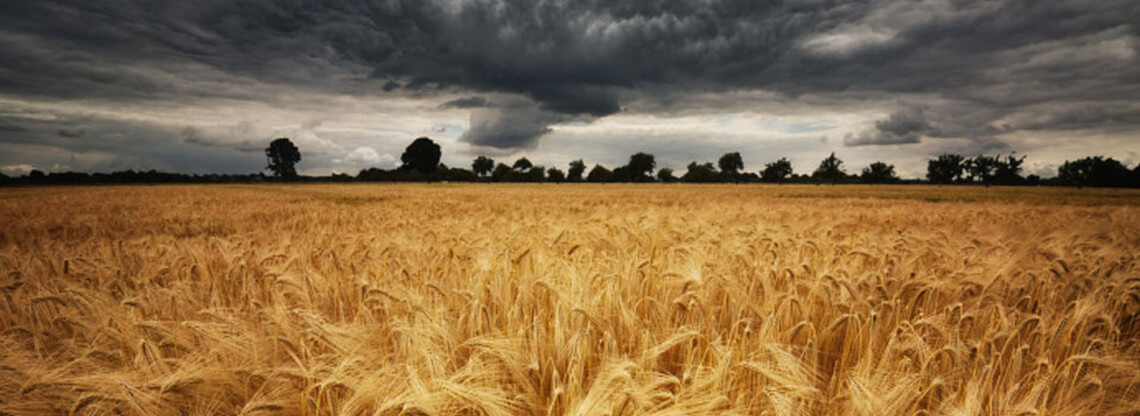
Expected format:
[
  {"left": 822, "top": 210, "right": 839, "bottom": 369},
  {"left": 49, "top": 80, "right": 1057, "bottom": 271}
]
[{"left": 1, "top": 184, "right": 1139, "bottom": 415}]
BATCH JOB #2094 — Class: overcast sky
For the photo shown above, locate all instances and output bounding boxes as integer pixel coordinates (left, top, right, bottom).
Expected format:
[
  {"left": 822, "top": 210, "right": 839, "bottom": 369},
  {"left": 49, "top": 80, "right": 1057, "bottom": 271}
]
[{"left": 1, "top": 0, "right": 1138, "bottom": 178}]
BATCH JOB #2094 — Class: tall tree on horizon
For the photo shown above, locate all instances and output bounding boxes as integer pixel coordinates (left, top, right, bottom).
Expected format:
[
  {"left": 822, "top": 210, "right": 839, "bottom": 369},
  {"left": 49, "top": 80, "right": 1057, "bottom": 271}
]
[
  {"left": 472, "top": 156, "right": 494, "bottom": 178},
  {"left": 812, "top": 152, "right": 845, "bottom": 185},
  {"left": 718, "top": 152, "right": 744, "bottom": 182},
  {"left": 400, "top": 137, "right": 441, "bottom": 174},
  {"left": 567, "top": 159, "right": 586, "bottom": 182},
  {"left": 265, "top": 137, "right": 301, "bottom": 179}
]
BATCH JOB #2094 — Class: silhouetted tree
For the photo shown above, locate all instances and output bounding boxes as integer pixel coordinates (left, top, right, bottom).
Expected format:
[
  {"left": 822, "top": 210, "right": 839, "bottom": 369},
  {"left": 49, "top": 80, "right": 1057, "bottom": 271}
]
[
  {"left": 28, "top": 170, "right": 46, "bottom": 182},
  {"left": 492, "top": 163, "right": 516, "bottom": 182},
  {"left": 861, "top": 161, "right": 898, "bottom": 184},
  {"left": 718, "top": 152, "right": 744, "bottom": 182},
  {"left": 265, "top": 138, "right": 301, "bottom": 179},
  {"left": 657, "top": 168, "right": 677, "bottom": 182},
  {"left": 524, "top": 166, "right": 546, "bottom": 182},
  {"left": 547, "top": 167, "right": 566, "bottom": 182},
  {"left": 400, "top": 137, "right": 441, "bottom": 174},
  {"left": 761, "top": 158, "right": 793, "bottom": 183},
  {"left": 0, "top": 172, "right": 8, "bottom": 185},
  {"left": 627, "top": 152, "right": 656, "bottom": 182},
  {"left": 927, "top": 154, "right": 965, "bottom": 184},
  {"left": 586, "top": 164, "right": 612, "bottom": 182},
  {"left": 567, "top": 159, "right": 586, "bottom": 182},
  {"left": 965, "top": 155, "right": 1002, "bottom": 186},
  {"left": 682, "top": 162, "right": 720, "bottom": 183},
  {"left": 812, "top": 153, "right": 845, "bottom": 185},
  {"left": 472, "top": 156, "right": 494, "bottom": 178},
  {"left": 611, "top": 166, "right": 630, "bottom": 182},
  {"left": 993, "top": 154, "right": 1026, "bottom": 185},
  {"left": 1058, "top": 156, "right": 1132, "bottom": 188},
  {"left": 513, "top": 157, "right": 533, "bottom": 171}
]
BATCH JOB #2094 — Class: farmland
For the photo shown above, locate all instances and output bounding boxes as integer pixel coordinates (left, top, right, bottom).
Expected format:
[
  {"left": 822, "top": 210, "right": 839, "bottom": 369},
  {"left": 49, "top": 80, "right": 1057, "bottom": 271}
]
[{"left": 1, "top": 184, "right": 1139, "bottom": 415}]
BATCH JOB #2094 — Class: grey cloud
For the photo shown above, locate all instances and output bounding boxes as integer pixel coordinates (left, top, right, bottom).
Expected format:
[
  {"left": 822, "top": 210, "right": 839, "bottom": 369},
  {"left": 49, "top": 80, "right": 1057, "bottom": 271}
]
[
  {"left": 460, "top": 106, "right": 564, "bottom": 150},
  {"left": 57, "top": 128, "right": 85, "bottom": 138},
  {"left": 0, "top": 124, "right": 27, "bottom": 132},
  {"left": 179, "top": 127, "right": 263, "bottom": 153},
  {"left": 440, "top": 96, "right": 491, "bottom": 109},
  {"left": 0, "top": 0, "right": 1137, "bottom": 158},
  {"left": 845, "top": 107, "right": 934, "bottom": 146}
]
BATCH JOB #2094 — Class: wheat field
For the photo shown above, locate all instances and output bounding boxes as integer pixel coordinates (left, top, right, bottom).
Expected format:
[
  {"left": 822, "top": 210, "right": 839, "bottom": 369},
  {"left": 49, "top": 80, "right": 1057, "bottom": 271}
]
[{"left": 1, "top": 184, "right": 1139, "bottom": 416}]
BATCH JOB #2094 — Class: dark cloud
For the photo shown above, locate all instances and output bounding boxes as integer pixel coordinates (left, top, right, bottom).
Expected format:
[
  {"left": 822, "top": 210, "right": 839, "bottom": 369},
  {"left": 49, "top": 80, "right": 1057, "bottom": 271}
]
[
  {"left": 845, "top": 107, "right": 935, "bottom": 146},
  {"left": 0, "top": 0, "right": 1137, "bottom": 158},
  {"left": 57, "top": 128, "right": 85, "bottom": 138},
  {"left": 440, "top": 96, "right": 491, "bottom": 109},
  {"left": 179, "top": 127, "right": 263, "bottom": 153},
  {"left": 0, "top": 124, "right": 27, "bottom": 132},
  {"left": 460, "top": 107, "right": 559, "bottom": 150}
]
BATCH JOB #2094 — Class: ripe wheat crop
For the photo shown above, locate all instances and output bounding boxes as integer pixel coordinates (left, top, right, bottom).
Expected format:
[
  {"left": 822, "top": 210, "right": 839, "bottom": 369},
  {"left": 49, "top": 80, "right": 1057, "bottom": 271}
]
[{"left": 1, "top": 184, "right": 1139, "bottom": 416}]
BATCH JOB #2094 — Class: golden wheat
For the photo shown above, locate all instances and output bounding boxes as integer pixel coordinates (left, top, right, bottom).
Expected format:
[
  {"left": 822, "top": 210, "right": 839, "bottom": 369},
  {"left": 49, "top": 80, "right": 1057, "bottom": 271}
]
[{"left": 1, "top": 184, "right": 1138, "bottom": 416}]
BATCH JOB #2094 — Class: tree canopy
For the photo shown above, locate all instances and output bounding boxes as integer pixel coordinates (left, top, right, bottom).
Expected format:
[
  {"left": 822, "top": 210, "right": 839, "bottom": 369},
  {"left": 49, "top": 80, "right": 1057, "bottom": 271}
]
[{"left": 265, "top": 138, "right": 301, "bottom": 179}]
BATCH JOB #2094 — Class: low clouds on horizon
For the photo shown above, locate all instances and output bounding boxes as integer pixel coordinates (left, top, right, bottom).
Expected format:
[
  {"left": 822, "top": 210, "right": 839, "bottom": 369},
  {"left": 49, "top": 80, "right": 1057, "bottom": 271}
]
[{"left": 0, "top": 0, "right": 1138, "bottom": 177}]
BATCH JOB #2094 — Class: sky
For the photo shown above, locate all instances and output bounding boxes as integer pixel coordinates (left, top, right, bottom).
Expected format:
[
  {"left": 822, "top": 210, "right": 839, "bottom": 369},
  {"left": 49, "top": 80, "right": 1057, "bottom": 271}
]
[{"left": 1, "top": 0, "right": 1138, "bottom": 179}]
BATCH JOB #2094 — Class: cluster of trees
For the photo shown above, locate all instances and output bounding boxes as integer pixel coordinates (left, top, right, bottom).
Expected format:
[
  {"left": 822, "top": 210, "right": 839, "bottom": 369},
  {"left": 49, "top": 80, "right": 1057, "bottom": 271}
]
[{"left": 4, "top": 136, "right": 1140, "bottom": 188}]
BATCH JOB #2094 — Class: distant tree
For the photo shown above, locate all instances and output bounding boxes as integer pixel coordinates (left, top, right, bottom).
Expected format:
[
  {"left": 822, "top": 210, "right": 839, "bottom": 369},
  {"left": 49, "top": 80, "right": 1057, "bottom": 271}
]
[
  {"left": 586, "top": 164, "right": 613, "bottom": 182},
  {"left": 0, "top": 172, "right": 8, "bottom": 185},
  {"left": 567, "top": 159, "right": 586, "bottom": 182},
  {"left": 657, "top": 168, "right": 677, "bottom": 182},
  {"left": 627, "top": 152, "right": 656, "bottom": 182},
  {"left": 611, "top": 166, "right": 630, "bottom": 182},
  {"left": 812, "top": 153, "right": 845, "bottom": 185},
  {"left": 28, "top": 170, "right": 46, "bottom": 182},
  {"left": 718, "top": 152, "right": 744, "bottom": 182},
  {"left": 513, "top": 157, "right": 533, "bottom": 171},
  {"left": 761, "top": 158, "right": 793, "bottom": 183},
  {"left": 682, "top": 162, "right": 720, "bottom": 183},
  {"left": 964, "top": 154, "right": 1001, "bottom": 186},
  {"left": 524, "top": 166, "right": 546, "bottom": 182},
  {"left": 472, "top": 156, "right": 494, "bottom": 178},
  {"left": 492, "top": 163, "right": 515, "bottom": 182},
  {"left": 1058, "top": 156, "right": 1132, "bottom": 188},
  {"left": 547, "top": 167, "right": 566, "bottom": 182},
  {"left": 927, "top": 154, "right": 965, "bottom": 184},
  {"left": 265, "top": 137, "right": 301, "bottom": 179},
  {"left": 993, "top": 154, "right": 1026, "bottom": 185},
  {"left": 400, "top": 137, "right": 441, "bottom": 174},
  {"left": 861, "top": 161, "right": 898, "bottom": 184}
]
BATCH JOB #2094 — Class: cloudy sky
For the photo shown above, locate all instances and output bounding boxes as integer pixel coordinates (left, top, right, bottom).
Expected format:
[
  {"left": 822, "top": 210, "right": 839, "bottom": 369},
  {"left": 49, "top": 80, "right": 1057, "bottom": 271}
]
[{"left": 1, "top": 0, "right": 1138, "bottom": 178}]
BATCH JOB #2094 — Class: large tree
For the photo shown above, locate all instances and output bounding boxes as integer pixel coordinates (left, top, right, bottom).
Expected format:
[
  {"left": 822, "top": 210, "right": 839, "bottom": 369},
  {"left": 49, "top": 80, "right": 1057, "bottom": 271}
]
[
  {"left": 861, "top": 161, "right": 898, "bottom": 184},
  {"left": 472, "top": 156, "right": 494, "bottom": 178},
  {"left": 512, "top": 157, "right": 533, "bottom": 171},
  {"left": 1058, "top": 156, "right": 1133, "bottom": 188},
  {"left": 682, "top": 162, "right": 720, "bottom": 183},
  {"left": 965, "top": 155, "right": 1001, "bottom": 186},
  {"left": 567, "top": 159, "right": 586, "bottom": 182},
  {"left": 927, "top": 154, "right": 965, "bottom": 184},
  {"left": 761, "top": 158, "right": 793, "bottom": 183},
  {"left": 657, "top": 168, "right": 677, "bottom": 182},
  {"left": 627, "top": 152, "right": 656, "bottom": 182},
  {"left": 718, "top": 152, "right": 744, "bottom": 182},
  {"left": 400, "top": 137, "right": 441, "bottom": 174},
  {"left": 265, "top": 137, "right": 301, "bottom": 179},
  {"left": 547, "top": 167, "right": 566, "bottom": 182},
  {"left": 812, "top": 153, "right": 845, "bottom": 185},
  {"left": 586, "top": 164, "right": 612, "bottom": 182}
]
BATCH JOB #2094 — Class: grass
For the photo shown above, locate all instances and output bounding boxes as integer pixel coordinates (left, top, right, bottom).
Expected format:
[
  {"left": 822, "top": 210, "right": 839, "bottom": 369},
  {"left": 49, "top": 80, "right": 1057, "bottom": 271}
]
[{"left": 1, "top": 184, "right": 1138, "bottom": 415}]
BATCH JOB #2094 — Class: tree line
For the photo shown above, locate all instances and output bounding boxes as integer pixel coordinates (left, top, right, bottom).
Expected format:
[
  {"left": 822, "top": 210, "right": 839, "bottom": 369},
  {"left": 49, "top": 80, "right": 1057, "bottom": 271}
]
[{"left": 3, "top": 136, "right": 1140, "bottom": 188}]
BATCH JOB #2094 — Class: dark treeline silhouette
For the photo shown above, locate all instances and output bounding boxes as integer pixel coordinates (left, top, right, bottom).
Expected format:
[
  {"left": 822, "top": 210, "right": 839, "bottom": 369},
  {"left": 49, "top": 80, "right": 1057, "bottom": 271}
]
[{"left": 4, "top": 136, "right": 1140, "bottom": 188}]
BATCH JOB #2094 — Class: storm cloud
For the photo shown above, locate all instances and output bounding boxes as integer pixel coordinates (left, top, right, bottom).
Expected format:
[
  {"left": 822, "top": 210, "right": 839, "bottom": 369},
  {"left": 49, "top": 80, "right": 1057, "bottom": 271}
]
[{"left": 0, "top": 0, "right": 1138, "bottom": 174}]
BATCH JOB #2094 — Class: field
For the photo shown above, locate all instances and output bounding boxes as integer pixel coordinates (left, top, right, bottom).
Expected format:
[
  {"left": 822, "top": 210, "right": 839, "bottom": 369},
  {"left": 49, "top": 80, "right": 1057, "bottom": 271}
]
[{"left": 2, "top": 184, "right": 1140, "bottom": 416}]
